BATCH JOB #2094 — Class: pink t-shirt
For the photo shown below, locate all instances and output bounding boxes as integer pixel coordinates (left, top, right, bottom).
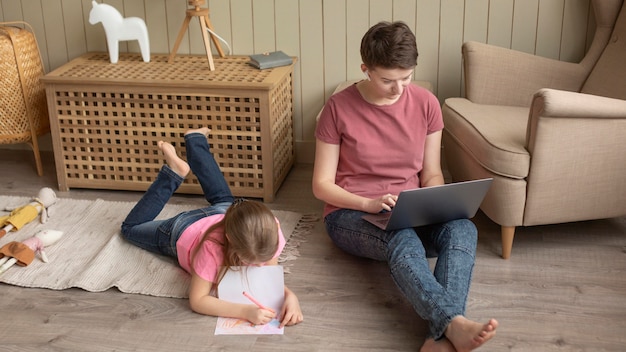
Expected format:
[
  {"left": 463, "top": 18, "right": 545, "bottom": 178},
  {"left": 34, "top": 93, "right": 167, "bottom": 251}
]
[
  {"left": 315, "top": 83, "right": 444, "bottom": 217},
  {"left": 176, "top": 214, "right": 286, "bottom": 283}
]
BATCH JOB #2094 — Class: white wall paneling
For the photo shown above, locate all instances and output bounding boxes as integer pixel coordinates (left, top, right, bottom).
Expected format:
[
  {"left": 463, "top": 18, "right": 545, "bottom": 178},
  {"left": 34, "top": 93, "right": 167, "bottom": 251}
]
[{"left": 0, "top": 0, "right": 593, "bottom": 162}]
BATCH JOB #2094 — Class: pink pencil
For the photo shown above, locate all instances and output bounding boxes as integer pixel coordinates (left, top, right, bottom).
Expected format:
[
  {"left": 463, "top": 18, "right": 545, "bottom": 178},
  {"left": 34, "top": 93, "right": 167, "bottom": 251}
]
[{"left": 243, "top": 291, "right": 270, "bottom": 310}]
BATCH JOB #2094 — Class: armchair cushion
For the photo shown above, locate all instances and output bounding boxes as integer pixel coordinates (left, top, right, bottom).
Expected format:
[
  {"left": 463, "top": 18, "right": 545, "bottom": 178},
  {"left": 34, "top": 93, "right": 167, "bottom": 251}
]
[
  {"left": 462, "top": 41, "right": 587, "bottom": 107},
  {"left": 443, "top": 99, "right": 530, "bottom": 179}
]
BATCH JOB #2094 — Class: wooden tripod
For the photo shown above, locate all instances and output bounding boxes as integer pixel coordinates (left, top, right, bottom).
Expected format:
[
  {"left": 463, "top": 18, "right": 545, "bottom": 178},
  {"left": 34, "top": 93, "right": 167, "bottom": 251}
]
[{"left": 168, "top": 0, "right": 225, "bottom": 70}]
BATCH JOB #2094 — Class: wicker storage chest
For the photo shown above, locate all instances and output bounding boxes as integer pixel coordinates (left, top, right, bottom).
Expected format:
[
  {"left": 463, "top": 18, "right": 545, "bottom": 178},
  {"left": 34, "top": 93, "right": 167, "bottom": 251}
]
[{"left": 41, "top": 53, "right": 295, "bottom": 201}]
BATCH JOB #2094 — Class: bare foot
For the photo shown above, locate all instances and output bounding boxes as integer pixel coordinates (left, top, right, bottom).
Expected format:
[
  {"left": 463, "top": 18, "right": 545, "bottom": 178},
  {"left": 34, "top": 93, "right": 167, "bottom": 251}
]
[
  {"left": 445, "top": 316, "right": 498, "bottom": 352},
  {"left": 157, "top": 141, "right": 190, "bottom": 178},
  {"left": 420, "top": 337, "right": 457, "bottom": 352},
  {"left": 184, "top": 127, "right": 211, "bottom": 137}
]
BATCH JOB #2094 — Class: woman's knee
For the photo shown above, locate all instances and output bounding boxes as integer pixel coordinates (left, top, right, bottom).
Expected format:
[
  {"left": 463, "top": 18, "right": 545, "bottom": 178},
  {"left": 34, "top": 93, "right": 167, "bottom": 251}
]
[
  {"left": 387, "top": 229, "right": 426, "bottom": 261},
  {"left": 325, "top": 222, "right": 389, "bottom": 261},
  {"left": 444, "top": 218, "right": 478, "bottom": 248}
]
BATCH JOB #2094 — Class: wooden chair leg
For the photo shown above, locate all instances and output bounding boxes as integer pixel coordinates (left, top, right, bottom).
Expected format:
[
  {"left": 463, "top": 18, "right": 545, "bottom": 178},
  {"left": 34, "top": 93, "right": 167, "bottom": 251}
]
[
  {"left": 28, "top": 139, "right": 44, "bottom": 177},
  {"left": 501, "top": 226, "right": 516, "bottom": 259}
]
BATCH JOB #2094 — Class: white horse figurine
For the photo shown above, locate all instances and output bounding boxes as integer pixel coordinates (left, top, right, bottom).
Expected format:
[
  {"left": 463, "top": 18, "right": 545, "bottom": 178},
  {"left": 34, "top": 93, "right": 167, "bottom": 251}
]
[{"left": 89, "top": 0, "right": 150, "bottom": 63}]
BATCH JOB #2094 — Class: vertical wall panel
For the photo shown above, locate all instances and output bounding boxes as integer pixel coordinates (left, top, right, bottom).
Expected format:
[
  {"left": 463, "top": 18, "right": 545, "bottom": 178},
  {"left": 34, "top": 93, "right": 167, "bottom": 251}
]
[
  {"left": 275, "top": 0, "right": 302, "bottom": 140},
  {"left": 0, "top": 0, "right": 598, "bottom": 162},
  {"left": 439, "top": 0, "right": 464, "bottom": 100},
  {"left": 230, "top": 0, "right": 254, "bottom": 54},
  {"left": 460, "top": 1, "right": 489, "bottom": 96},
  {"left": 464, "top": 0, "right": 489, "bottom": 44},
  {"left": 252, "top": 0, "right": 275, "bottom": 53},
  {"left": 346, "top": 0, "right": 369, "bottom": 78},
  {"left": 299, "top": 0, "right": 324, "bottom": 143},
  {"left": 512, "top": 0, "right": 539, "bottom": 54},
  {"left": 39, "top": 0, "right": 68, "bottom": 70},
  {"left": 165, "top": 0, "right": 189, "bottom": 55},
  {"left": 415, "top": 1, "right": 440, "bottom": 94},
  {"left": 19, "top": 0, "right": 49, "bottom": 72},
  {"left": 322, "top": 0, "right": 348, "bottom": 98},
  {"left": 370, "top": 0, "right": 392, "bottom": 25},
  {"left": 62, "top": 0, "right": 88, "bottom": 61},
  {"left": 144, "top": 0, "right": 169, "bottom": 55},
  {"left": 536, "top": 0, "right": 565, "bottom": 59},
  {"left": 208, "top": 0, "right": 233, "bottom": 55},
  {"left": 487, "top": 0, "right": 514, "bottom": 48},
  {"left": 392, "top": 0, "right": 417, "bottom": 27},
  {"left": 1, "top": 0, "right": 24, "bottom": 23}
]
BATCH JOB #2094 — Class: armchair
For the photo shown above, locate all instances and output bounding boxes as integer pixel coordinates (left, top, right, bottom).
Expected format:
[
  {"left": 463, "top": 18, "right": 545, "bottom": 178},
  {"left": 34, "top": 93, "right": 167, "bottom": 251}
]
[{"left": 441, "top": 0, "right": 626, "bottom": 259}]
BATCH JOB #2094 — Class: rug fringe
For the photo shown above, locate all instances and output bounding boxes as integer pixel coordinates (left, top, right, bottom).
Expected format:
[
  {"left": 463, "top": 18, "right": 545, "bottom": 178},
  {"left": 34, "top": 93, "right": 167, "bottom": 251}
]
[{"left": 278, "top": 213, "right": 320, "bottom": 273}]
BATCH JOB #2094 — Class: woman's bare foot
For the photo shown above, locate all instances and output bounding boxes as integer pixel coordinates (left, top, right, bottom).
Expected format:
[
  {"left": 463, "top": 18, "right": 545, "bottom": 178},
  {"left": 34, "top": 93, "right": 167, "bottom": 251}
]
[
  {"left": 445, "top": 316, "right": 498, "bottom": 352},
  {"left": 420, "top": 337, "right": 457, "bottom": 352},
  {"left": 157, "top": 141, "right": 190, "bottom": 178},
  {"left": 184, "top": 127, "right": 211, "bottom": 137}
]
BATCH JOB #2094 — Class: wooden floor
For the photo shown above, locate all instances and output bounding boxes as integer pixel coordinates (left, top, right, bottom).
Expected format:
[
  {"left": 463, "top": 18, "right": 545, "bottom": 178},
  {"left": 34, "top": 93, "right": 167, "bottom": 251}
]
[{"left": 1, "top": 150, "right": 625, "bottom": 352}]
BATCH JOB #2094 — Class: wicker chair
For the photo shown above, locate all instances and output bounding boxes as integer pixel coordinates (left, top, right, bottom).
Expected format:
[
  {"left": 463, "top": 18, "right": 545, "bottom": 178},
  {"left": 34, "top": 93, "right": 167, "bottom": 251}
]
[{"left": 0, "top": 22, "right": 49, "bottom": 176}]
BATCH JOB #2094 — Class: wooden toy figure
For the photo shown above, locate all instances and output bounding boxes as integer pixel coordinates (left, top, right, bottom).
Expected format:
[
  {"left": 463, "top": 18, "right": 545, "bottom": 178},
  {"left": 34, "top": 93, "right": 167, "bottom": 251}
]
[
  {"left": 88, "top": 0, "right": 150, "bottom": 63},
  {"left": 0, "top": 229, "right": 64, "bottom": 274},
  {"left": 0, "top": 187, "right": 57, "bottom": 239}
]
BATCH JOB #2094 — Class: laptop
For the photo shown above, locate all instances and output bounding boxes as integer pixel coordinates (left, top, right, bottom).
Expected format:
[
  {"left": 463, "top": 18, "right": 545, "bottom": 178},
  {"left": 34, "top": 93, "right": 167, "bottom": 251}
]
[{"left": 362, "top": 178, "right": 493, "bottom": 230}]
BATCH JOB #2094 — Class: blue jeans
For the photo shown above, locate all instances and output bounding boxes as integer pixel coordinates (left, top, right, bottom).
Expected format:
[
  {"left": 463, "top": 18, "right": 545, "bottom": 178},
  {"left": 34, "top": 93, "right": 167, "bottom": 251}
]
[
  {"left": 121, "top": 132, "right": 234, "bottom": 258},
  {"left": 324, "top": 209, "right": 477, "bottom": 339}
]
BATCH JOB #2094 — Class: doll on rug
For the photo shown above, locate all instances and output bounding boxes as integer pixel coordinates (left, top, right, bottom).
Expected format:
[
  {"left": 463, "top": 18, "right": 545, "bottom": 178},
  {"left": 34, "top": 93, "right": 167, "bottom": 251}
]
[
  {"left": 0, "top": 187, "right": 57, "bottom": 239},
  {"left": 0, "top": 229, "right": 64, "bottom": 274}
]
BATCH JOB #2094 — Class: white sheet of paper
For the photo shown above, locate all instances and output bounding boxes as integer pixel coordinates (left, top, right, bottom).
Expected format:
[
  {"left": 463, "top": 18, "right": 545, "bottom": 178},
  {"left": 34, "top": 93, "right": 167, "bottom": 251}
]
[{"left": 215, "top": 265, "right": 285, "bottom": 335}]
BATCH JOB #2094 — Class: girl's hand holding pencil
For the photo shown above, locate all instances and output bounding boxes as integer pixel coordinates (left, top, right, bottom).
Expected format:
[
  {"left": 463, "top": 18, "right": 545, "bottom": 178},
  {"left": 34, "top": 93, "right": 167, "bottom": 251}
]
[{"left": 243, "top": 291, "right": 276, "bottom": 325}]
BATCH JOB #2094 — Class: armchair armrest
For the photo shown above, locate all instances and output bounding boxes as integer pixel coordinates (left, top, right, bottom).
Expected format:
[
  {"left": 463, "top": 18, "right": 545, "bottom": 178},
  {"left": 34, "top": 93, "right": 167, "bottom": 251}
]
[
  {"left": 527, "top": 88, "right": 626, "bottom": 153},
  {"left": 522, "top": 88, "right": 626, "bottom": 224},
  {"left": 530, "top": 88, "right": 626, "bottom": 118},
  {"left": 463, "top": 41, "right": 589, "bottom": 107},
  {"left": 526, "top": 88, "right": 626, "bottom": 155}
]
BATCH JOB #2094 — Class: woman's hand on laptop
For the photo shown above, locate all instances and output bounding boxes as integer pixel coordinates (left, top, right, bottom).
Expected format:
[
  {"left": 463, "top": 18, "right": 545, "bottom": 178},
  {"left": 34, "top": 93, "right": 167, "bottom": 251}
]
[{"left": 366, "top": 193, "right": 398, "bottom": 213}]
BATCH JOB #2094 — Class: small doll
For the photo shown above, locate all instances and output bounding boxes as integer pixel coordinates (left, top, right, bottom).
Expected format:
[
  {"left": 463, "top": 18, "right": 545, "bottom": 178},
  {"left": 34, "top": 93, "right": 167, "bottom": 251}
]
[
  {"left": 0, "top": 229, "right": 64, "bottom": 274},
  {"left": 0, "top": 187, "right": 57, "bottom": 239}
]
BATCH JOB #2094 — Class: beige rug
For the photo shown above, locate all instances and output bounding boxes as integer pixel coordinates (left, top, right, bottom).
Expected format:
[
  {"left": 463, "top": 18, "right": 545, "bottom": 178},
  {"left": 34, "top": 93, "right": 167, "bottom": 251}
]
[{"left": 0, "top": 196, "right": 314, "bottom": 298}]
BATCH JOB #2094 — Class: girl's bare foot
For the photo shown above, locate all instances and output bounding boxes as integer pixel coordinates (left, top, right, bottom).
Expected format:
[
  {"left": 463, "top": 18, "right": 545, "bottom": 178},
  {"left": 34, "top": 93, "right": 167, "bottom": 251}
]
[
  {"left": 184, "top": 127, "right": 211, "bottom": 137},
  {"left": 445, "top": 316, "right": 498, "bottom": 352},
  {"left": 420, "top": 337, "right": 457, "bottom": 352},
  {"left": 157, "top": 141, "right": 190, "bottom": 178}
]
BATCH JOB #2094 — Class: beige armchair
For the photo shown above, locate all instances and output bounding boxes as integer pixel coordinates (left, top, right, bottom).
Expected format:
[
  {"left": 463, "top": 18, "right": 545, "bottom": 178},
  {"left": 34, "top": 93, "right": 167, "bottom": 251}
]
[{"left": 441, "top": 0, "right": 626, "bottom": 259}]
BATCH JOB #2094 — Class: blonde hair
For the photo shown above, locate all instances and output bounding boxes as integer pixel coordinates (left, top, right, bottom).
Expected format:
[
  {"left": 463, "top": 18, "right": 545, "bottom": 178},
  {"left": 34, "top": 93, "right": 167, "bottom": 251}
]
[{"left": 191, "top": 199, "right": 279, "bottom": 285}]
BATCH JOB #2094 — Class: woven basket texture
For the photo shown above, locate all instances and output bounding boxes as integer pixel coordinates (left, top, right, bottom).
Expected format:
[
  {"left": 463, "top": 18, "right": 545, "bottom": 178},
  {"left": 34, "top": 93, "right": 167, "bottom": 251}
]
[{"left": 0, "top": 24, "right": 49, "bottom": 144}]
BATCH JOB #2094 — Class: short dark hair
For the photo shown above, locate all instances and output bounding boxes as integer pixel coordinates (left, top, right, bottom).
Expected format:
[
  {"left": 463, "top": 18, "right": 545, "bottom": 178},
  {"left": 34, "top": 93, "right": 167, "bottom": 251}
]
[{"left": 360, "top": 21, "right": 418, "bottom": 70}]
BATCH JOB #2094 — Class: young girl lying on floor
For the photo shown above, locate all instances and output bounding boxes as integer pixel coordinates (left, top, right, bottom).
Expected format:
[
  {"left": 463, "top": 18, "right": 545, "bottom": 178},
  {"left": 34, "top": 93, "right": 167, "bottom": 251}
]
[{"left": 121, "top": 127, "right": 303, "bottom": 327}]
